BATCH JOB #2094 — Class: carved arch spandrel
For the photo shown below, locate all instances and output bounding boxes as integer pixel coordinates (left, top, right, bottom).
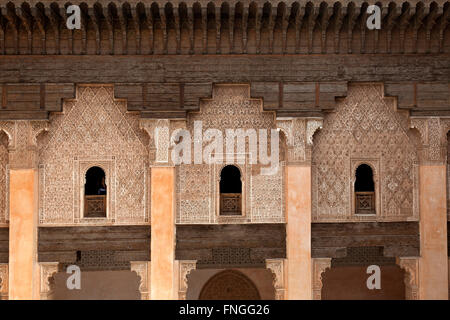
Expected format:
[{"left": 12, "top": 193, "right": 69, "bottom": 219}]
[
  {"left": 312, "top": 258, "right": 331, "bottom": 300},
  {"left": 130, "top": 261, "right": 150, "bottom": 300},
  {"left": 178, "top": 260, "right": 196, "bottom": 300},
  {"left": 266, "top": 258, "right": 286, "bottom": 300},
  {"left": 396, "top": 257, "right": 419, "bottom": 300},
  {"left": 39, "top": 262, "right": 59, "bottom": 300}
]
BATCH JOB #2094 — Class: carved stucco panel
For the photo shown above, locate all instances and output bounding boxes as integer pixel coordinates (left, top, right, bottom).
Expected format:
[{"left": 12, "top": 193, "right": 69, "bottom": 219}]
[
  {"left": 176, "top": 84, "right": 284, "bottom": 224},
  {"left": 38, "top": 86, "right": 149, "bottom": 225},
  {"left": 312, "top": 84, "right": 419, "bottom": 222}
]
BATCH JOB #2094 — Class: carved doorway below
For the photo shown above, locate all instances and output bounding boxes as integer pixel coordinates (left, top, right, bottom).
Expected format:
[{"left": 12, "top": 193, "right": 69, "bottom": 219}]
[{"left": 199, "top": 270, "right": 261, "bottom": 300}]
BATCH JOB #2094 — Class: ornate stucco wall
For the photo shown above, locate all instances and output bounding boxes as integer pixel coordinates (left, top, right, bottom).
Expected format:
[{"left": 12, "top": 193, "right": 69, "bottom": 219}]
[
  {"left": 37, "top": 85, "right": 149, "bottom": 225},
  {"left": 176, "top": 84, "right": 285, "bottom": 224},
  {"left": 312, "top": 84, "right": 419, "bottom": 222}
]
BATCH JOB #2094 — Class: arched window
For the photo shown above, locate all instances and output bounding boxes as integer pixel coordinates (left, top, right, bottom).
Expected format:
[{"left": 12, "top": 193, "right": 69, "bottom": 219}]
[
  {"left": 84, "top": 166, "right": 107, "bottom": 218},
  {"left": 219, "top": 165, "right": 242, "bottom": 215},
  {"left": 354, "top": 164, "right": 375, "bottom": 214}
]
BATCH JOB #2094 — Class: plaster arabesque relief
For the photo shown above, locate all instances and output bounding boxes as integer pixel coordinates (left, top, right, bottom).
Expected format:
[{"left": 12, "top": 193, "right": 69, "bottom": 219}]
[
  {"left": 176, "top": 84, "right": 285, "bottom": 224},
  {"left": 38, "top": 85, "right": 149, "bottom": 225},
  {"left": 312, "top": 84, "right": 419, "bottom": 222}
]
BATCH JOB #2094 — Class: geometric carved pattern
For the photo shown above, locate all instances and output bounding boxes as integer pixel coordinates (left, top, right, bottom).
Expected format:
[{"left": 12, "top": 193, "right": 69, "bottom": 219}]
[
  {"left": 199, "top": 270, "right": 261, "bottom": 300},
  {"left": 197, "top": 247, "right": 265, "bottom": 269},
  {"left": 355, "top": 192, "right": 376, "bottom": 214},
  {"left": 396, "top": 257, "right": 420, "bottom": 300},
  {"left": 266, "top": 259, "right": 285, "bottom": 300},
  {"left": 312, "top": 258, "right": 331, "bottom": 300},
  {"left": 220, "top": 193, "right": 242, "bottom": 215},
  {"left": 312, "top": 84, "right": 419, "bottom": 222},
  {"left": 331, "top": 247, "right": 396, "bottom": 267},
  {"left": 60, "top": 250, "right": 130, "bottom": 272},
  {"left": 177, "top": 84, "right": 284, "bottom": 224},
  {"left": 38, "top": 86, "right": 149, "bottom": 225},
  {"left": 84, "top": 195, "right": 107, "bottom": 217}
]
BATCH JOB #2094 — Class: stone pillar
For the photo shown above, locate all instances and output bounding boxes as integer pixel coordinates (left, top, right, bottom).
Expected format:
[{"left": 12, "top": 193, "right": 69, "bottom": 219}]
[
  {"left": 9, "top": 169, "right": 38, "bottom": 299},
  {"left": 2, "top": 121, "right": 47, "bottom": 300},
  {"left": 411, "top": 117, "right": 449, "bottom": 300},
  {"left": 286, "top": 165, "right": 312, "bottom": 299},
  {"left": 141, "top": 118, "right": 181, "bottom": 300},
  {"left": 150, "top": 166, "right": 175, "bottom": 299},
  {"left": 278, "top": 118, "right": 322, "bottom": 300}
]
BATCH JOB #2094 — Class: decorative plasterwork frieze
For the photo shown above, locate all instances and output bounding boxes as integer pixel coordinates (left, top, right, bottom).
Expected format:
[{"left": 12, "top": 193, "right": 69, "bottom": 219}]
[
  {"left": 178, "top": 260, "right": 196, "bottom": 300},
  {"left": 396, "top": 257, "right": 420, "bottom": 300},
  {"left": 39, "top": 262, "right": 59, "bottom": 300},
  {"left": 130, "top": 261, "right": 150, "bottom": 300},
  {"left": 312, "top": 258, "right": 331, "bottom": 300},
  {"left": 266, "top": 259, "right": 286, "bottom": 300},
  {"left": 0, "top": 263, "right": 8, "bottom": 300}
]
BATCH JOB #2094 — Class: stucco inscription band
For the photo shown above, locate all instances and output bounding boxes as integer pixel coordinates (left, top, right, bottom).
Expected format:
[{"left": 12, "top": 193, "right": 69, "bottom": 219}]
[{"left": 0, "top": 0, "right": 449, "bottom": 303}]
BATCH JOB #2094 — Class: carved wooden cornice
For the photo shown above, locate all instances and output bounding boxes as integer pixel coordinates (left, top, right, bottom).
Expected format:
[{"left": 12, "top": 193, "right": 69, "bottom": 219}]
[{"left": 0, "top": 1, "right": 449, "bottom": 55}]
